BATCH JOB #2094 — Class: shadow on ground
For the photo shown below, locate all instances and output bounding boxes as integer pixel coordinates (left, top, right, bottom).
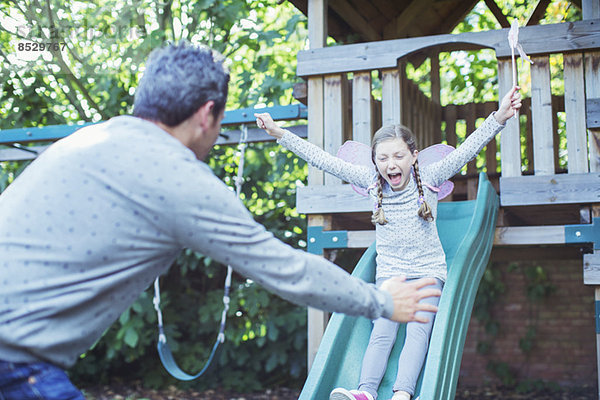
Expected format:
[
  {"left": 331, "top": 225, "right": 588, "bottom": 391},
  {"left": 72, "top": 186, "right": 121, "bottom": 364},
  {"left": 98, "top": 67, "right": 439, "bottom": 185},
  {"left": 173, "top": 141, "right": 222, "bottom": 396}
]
[{"left": 82, "top": 384, "right": 597, "bottom": 400}]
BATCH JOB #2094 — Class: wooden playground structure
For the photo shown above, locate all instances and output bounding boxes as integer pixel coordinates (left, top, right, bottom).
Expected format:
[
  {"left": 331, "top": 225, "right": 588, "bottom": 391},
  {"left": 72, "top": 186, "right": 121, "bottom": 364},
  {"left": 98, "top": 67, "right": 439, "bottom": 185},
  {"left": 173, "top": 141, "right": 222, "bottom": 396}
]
[
  {"left": 1, "top": 0, "right": 600, "bottom": 396},
  {"left": 288, "top": 0, "right": 600, "bottom": 394}
]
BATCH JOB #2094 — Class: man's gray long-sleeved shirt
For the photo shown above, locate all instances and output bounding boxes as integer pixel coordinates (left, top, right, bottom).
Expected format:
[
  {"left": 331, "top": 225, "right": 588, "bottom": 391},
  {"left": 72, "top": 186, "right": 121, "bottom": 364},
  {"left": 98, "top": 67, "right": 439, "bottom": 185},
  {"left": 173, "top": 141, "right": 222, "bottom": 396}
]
[{"left": 0, "top": 116, "right": 393, "bottom": 369}]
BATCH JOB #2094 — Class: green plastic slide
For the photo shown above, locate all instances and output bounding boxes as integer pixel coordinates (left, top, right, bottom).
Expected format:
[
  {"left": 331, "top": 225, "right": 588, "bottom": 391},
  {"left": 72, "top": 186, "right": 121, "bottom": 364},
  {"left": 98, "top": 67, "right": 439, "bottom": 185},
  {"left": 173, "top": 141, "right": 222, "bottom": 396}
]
[{"left": 299, "top": 172, "right": 499, "bottom": 400}]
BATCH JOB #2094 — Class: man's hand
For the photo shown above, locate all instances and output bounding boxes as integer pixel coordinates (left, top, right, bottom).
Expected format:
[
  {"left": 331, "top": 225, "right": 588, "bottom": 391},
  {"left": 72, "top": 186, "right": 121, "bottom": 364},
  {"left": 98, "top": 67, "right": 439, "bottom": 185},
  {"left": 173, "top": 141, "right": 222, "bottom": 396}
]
[{"left": 380, "top": 276, "right": 442, "bottom": 323}]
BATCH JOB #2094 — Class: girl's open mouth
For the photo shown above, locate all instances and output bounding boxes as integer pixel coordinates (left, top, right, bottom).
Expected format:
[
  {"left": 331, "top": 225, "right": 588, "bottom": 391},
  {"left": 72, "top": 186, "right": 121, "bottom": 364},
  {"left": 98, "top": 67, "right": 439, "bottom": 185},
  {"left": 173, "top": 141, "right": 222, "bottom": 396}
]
[{"left": 388, "top": 173, "right": 403, "bottom": 186}]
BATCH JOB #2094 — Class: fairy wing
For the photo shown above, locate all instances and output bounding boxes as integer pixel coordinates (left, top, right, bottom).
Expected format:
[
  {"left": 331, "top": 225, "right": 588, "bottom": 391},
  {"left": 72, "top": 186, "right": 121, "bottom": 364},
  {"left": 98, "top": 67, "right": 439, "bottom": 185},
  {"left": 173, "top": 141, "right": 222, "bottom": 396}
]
[
  {"left": 417, "top": 143, "right": 455, "bottom": 200},
  {"left": 336, "top": 140, "right": 374, "bottom": 196},
  {"left": 337, "top": 141, "right": 455, "bottom": 200}
]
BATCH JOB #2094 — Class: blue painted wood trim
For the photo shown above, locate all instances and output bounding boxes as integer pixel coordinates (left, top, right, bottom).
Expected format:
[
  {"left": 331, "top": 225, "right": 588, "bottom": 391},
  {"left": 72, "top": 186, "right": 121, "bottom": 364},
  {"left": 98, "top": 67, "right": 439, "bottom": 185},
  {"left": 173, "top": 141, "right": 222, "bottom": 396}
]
[
  {"left": 223, "top": 104, "right": 307, "bottom": 125},
  {"left": 596, "top": 300, "right": 600, "bottom": 334},
  {"left": 565, "top": 217, "right": 600, "bottom": 250},
  {"left": 0, "top": 104, "right": 307, "bottom": 145},
  {"left": 0, "top": 123, "right": 96, "bottom": 145},
  {"left": 307, "top": 226, "right": 348, "bottom": 255}
]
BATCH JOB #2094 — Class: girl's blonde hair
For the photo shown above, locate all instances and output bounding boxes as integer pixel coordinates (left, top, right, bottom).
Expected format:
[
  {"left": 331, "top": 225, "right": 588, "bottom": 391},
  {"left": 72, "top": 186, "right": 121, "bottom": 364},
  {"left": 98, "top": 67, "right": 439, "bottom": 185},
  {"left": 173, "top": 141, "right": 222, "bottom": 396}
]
[{"left": 370, "top": 125, "right": 433, "bottom": 225}]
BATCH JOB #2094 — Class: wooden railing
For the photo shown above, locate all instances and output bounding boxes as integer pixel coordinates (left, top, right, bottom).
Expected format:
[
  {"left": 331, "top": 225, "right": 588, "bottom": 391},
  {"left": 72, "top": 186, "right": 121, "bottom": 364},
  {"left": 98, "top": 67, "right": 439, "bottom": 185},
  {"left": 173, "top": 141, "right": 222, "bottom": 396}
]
[
  {"left": 299, "top": 10, "right": 600, "bottom": 381},
  {"left": 295, "top": 19, "right": 600, "bottom": 214}
]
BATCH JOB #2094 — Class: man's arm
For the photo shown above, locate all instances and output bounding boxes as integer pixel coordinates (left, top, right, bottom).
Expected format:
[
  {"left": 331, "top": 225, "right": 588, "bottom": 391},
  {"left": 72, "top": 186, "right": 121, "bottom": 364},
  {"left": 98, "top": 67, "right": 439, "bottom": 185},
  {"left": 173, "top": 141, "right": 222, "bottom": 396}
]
[{"left": 172, "top": 163, "right": 440, "bottom": 322}]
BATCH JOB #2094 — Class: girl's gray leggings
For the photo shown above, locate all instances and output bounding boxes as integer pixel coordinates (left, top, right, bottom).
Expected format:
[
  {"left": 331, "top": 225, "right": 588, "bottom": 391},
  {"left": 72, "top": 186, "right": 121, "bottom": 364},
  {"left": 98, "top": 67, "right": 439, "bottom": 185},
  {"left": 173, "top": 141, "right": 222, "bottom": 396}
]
[{"left": 357, "top": 277, "right": 443, "bottom": 399}]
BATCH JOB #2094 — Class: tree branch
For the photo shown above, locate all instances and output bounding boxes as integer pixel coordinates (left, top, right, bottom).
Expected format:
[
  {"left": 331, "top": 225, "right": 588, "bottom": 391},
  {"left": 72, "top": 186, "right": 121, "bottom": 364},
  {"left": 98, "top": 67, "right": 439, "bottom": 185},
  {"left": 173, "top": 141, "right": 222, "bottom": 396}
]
[
  {"left": 14, "top": 0, "right": 91, "bottom": 122},
  {"left": 526, "top": 0, "right": 551, "bottom": 26},
  {"left": 483, "top": 0, "right": 510, "bottom": 28},
  {"left": 0, "top": 24, "right": 29, "bottom": 40},
  {"left": 40, "top": 0, "right": 107, "bottom": 120},
  {"left": 0, "top": 48, "right": 28, "bottom": 89},
  {"left": 48, "top": 70, "right": 90, "bottom": 120}
]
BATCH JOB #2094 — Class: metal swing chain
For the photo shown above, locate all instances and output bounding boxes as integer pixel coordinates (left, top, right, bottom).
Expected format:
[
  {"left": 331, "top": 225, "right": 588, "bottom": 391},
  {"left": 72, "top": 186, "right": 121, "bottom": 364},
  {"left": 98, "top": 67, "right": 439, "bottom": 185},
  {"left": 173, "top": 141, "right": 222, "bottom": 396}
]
[
  {"left": 152, "top": 124, "right": 249, "bottom": 378},
  {"left": 219, "top": 123, "right": 248, "bottom": 342}
]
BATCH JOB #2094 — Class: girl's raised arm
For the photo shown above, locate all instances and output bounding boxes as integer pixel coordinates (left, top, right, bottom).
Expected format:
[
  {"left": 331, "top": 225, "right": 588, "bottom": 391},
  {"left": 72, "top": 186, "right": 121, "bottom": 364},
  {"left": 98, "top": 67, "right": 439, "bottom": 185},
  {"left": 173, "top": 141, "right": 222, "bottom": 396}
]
[
  {"left": 422, "top": 87, "right": 521, "bottom": 186},
  {"left": 255, "top": 113, "right": 374, "bottom": 189}
]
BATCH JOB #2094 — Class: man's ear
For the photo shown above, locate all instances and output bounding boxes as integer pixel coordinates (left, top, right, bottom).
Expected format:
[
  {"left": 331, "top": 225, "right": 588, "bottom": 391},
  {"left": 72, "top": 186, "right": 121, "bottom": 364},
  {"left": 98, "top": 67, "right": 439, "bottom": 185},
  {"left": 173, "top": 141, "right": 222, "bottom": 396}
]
[{"left": 194, "top": 101, "right": 216, "bottom": 129}]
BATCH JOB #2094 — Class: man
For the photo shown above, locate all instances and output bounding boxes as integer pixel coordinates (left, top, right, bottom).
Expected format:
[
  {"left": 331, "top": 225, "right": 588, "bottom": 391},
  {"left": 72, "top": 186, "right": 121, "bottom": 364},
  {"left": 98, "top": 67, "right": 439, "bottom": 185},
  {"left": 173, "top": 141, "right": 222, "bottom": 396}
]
[{"left": 0, "top": 43, "right": 441, "bottom": 399}]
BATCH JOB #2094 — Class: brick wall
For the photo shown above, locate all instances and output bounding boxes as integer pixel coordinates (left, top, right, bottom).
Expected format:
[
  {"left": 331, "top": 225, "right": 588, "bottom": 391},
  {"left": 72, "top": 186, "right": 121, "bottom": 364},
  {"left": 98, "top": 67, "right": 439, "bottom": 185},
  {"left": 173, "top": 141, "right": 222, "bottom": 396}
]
[{"left": 458, "top": 257, "right": 597, "bottom": 388}]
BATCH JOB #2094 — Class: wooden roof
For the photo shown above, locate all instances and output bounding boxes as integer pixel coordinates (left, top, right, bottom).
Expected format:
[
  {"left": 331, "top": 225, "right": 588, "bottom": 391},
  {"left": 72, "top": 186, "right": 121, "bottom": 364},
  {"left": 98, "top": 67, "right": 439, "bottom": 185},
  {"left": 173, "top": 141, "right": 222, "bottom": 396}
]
[
  {"left": 288, "top": 0, "right": 479, "bottom": 43},
  {"left": 288, "top": 0, "right": 584, "bottom": 43}
]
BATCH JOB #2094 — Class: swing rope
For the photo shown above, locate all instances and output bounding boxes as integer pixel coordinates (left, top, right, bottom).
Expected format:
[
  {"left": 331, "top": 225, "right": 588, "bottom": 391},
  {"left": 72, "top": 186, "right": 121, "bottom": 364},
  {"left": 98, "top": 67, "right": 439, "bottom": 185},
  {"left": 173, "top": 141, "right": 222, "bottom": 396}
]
[{"left": 153, "top": 124, "right": 249, "bottom": 380}]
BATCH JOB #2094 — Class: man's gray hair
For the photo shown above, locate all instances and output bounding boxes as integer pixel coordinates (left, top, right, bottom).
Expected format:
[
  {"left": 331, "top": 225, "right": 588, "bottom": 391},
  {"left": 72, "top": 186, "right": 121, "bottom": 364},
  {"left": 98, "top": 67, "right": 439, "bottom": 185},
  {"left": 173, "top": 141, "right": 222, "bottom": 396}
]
[{"left": 133, "top": 42, "right": 230, "bottom": 126}]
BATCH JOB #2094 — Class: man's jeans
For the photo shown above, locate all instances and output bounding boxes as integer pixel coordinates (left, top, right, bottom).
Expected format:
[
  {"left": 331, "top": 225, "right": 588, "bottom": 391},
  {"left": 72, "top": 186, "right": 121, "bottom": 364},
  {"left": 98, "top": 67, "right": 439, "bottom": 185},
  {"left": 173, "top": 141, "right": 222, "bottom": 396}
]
[{"left": 0, "top": 360, "right": 84, "bottom": 400}]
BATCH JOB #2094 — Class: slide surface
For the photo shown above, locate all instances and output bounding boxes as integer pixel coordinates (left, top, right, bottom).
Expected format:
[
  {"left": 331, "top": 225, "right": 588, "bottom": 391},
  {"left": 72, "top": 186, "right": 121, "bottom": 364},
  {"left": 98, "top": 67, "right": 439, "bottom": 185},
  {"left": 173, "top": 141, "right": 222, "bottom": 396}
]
[{"left": 299, "top": 172, "right": 499, "bottom": 400}]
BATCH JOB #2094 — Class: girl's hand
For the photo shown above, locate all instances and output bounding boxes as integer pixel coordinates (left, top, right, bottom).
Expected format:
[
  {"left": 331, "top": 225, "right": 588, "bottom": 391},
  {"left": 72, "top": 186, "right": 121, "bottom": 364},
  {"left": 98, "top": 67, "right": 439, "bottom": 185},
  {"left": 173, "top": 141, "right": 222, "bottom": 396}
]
[
  {"left": 255, "top": 112, "right": 286, "bottom": 139},
  {"left": 495, "top": 86, "right": 522, "bottom": 125}
]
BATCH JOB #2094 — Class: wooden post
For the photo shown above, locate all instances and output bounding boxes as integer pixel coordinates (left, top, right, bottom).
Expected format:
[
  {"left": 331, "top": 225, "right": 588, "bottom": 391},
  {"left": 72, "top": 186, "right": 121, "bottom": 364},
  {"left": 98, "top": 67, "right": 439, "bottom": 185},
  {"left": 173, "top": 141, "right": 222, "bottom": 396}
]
[
  {"left": 583, "top": 0, "right": 600, "bottom": 20},
  {"left": 564, "top": 53, "right": 589, "bottom": 174},
  {"left": 324, "top": 73, "right": 347, "bottom": 185},
  {"left": 445, "top": 105, "right": 457, "bottom": 148},
  {"left": 585, "top": 52, "right": 600, "bottom": 173},
  {"left": 530, "top": 55, "right": 555, "bottom": 176},
  {"left": 498, "top": 59, "right": 521, "bottom": 177},
  {"left": 352, "top": 71, "right": 373, "bottom": 145},
  {"left": 466, "top": 103, "right": 478, "bottom": 200},
  {"left": 582, "top": 2, "right": 600, "bottom": 398},
  {"left": 308, "top": 0, "right": 327, "bottom": 50},
  {"left": 308, "top": 78, "right": 325, "bottom": 186},
  {"left": 416, "top": 86, "right": 424, "bottom": 147},
  {"left": 381, "top": 65, "right": 403, "bottom": 126},
  {"left": 307, "top": 0, "right": 327, "bottom": 184},
  {"left": 524, "top": 98, "right": 534, "bottom": 173},
  {"left": 431, "top": 50, "right": 442, "bottom": 144},
  {"left": 307, "top": 0, "right": 328, "bottom": 372},
  {"left": 307, "top": 215, "right": 332, "bottom": 371}
]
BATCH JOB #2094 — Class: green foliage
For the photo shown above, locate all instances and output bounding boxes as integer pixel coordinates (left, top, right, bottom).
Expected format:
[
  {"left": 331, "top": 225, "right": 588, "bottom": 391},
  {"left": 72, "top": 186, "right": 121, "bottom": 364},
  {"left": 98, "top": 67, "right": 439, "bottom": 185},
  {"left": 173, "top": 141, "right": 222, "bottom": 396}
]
[
  {"left": 486, "top": 361, "right": 516, "bottom": 387},
  {"left": 509, "top": 263, "right": 556, "bottom": 357},
  {"left": 474, "top": 261, "right": 556, "bottom": 387},
  {"left": 473, "top": 263, "right": 505, "bottom": 340},
  {"left": 0, "top": 0, "right": 306, "bottom": 127},
  {"left": 513, "top": 263, "right": 556, "bottom": 304},
  {"left": 518, "top": 326, "right": 537, "bottom": 354},
  {"left": 0, "top": 160, "right": 30, "bottom": 191},
  {"left": 515, "top": 378, "right": 561, "bottom": 394}
]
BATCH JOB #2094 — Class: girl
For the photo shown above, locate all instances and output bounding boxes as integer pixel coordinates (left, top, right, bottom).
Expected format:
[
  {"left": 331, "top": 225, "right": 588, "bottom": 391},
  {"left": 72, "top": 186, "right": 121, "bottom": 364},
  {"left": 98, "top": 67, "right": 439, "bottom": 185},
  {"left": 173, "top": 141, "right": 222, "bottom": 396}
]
[{"left": 255, "top": 87, "right": 521, "bottom": 400}]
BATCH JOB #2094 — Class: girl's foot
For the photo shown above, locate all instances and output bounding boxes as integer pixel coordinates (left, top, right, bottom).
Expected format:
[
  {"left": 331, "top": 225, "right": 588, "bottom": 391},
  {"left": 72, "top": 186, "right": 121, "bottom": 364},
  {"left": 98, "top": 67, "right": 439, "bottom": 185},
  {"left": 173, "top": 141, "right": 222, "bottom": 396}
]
[
  {"left": 330, "top": 387, "right": 375, "bottom": 400},
  {"left": 390, "top": 390, "right": 411, "bottom": 400}
]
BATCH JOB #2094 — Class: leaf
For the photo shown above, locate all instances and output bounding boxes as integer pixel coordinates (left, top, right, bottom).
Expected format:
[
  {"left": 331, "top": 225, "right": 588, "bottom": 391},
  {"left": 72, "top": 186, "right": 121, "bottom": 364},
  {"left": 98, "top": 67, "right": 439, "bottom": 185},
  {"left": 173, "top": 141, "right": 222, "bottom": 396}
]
[
  {"left": 264, "top": 352, "right": 279, "bottom": 372},
  {"left": 131, "top": 300, "right": 143, "bottom": 313},
  {"left": 124, "top": 327, "right": 139, "bottom": 348},
  {"left": 119, "top": 309, "right": 130, "bottom": 325},
  {"left": 267, "top": 324, "right": 279, "bottom": 341}
]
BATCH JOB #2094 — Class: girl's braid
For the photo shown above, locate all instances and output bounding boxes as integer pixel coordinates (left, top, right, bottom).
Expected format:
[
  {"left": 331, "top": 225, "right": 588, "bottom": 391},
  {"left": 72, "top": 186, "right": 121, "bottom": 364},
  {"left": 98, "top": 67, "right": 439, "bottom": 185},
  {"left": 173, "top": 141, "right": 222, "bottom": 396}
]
[
  {"left": 413, "top": 159, "right": 433, "bottom": 221},
  {"left": 371, "top": 175, "right": 388, "bottom": 225}
]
